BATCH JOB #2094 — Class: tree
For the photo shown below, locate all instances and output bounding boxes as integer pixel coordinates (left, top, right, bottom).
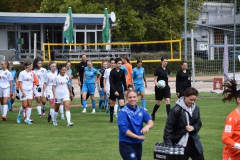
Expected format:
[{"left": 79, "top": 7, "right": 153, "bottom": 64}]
[
  {"left": 0, "top": 0, "right": 42, "bottom": 12},
  {"left": 39, "top": 0, "right": 204, "bottom": 42}
]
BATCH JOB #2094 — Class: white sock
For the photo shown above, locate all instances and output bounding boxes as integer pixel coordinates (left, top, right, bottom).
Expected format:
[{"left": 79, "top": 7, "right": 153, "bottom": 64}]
[
  {"left": 59, "top": 105, "right": 64, "bottom": 116},
  {"left": 23, "top": 108, "right": 26, "bottom": 118},
  {"left": 26, "top": 108, "right": 32, "bottom": 120},
  {"left": 0, "top": 105, "right": 2, "bottom": 115},
  {"left": 36, "top": 106, "right": 41, "bottom": 115},
  {"left": 53, "top": 112, "right": 58, "bottom": 122},
  {"left": 50, "top": 108, "right": 54, "bottom": 118},
  {"left": 3, "top": 104, "right": 8, "bottom": 116},
  {"left": 114, "top": 103, "right": 118, "bottom": 113},
  {"left": 19, "top": 106, "right": 24, "bottom": 115},
  {"left": 66, "top": 111, "right": 71, "bottom": 123}
]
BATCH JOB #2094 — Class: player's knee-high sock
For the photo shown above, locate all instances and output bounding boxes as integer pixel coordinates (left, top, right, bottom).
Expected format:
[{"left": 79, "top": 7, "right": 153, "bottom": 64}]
[
  {"left": 42, "top": 104, "right": 46, "bottom": 111},
  {"left": 50, "top": 108, "right": 54, "bottom": 119},
  {"left": 59, "top": 105, "right": 64, "bottom": 116},
  {"left": 82, "top": 100, "right": 87, "bottom": 110},
  {"left": 141, "top": 99, "right": 146, "bottom": 109},
  {"left": 99, "top": 99, "right": 103, "bottom": 110},
  {"left": 110, "top": 106, "right": 114, "bottom": 123},
  {"left": 53, "top": 111, "right": 58, "bottom": 122},
  {"left": 36, "top": 106, "right": 41, "bottom": 115},
  {"left": 3, "top": 104, "right": 8, "bottom": 116},
  {"left": 92, "top": 100, "right": 96, "bottom": 109},
  {"left": 18, "top": 106, "right": 24, "bottom": 115},
  {"left": 7, "top": 100, "right": 12, "bottom": 111},
  {"left": 66, "top": 111, "right": 71, "bottom": 123},
  {"left": 151, "top": 104, "right": 160, "bottom": 120},
  {"left": 114, "top": 103, "right": 118, "bottom": 114},
  {"left": 26, "top": 108, "right": 32, "bottom": 120},
  {"left": 166, "top": 104, "right": 171, "bottom": 116}
]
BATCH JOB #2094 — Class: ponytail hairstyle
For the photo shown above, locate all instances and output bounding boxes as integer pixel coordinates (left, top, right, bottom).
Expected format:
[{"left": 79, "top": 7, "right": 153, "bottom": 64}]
[
  {"left": 8, "top": 62, "right": 14, "bottom": 70},
  {"left": 33, "top": 58, "right": 41, "bottom": 70},
  {"left": 122, "top": 55, "right": 130, "bottom": 64},
  {"left": 222, "top": 79, "right": 240, "bottom": 103},
  {"left": 48, "top": 61, "right": 55, "bottom": 70},
  {"left": 2, "top": 60, "right": 9, "bottom": 69}
]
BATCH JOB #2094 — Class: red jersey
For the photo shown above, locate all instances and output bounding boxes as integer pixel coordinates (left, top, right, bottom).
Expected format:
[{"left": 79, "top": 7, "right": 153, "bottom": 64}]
[{"left": 222, "top": 109, "right": 240, "bottom": 160}]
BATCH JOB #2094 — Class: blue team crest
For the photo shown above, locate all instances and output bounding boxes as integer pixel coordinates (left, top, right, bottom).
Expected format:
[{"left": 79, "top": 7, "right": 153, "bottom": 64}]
[
  {"left": 41, "top": 70, "right": 44, "bottom": 73},
  {"left": 66, "top": 77, "right": 68, "bottom": 80},
  {"left": 130, "top": 152, "right": 136, "bottom": 158}
]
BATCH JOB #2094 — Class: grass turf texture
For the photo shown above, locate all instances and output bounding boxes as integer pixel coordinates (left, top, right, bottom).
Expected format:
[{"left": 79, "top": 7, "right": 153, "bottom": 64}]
[{"left": 0, "top": 93, "right": 235, "bottom": 159}]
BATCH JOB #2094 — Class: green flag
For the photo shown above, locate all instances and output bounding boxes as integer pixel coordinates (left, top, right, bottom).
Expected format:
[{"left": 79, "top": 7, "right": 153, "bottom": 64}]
[
  {"left": 102, "top": 8, "right": 110, "bottom": 43},
  {"left": 63, "top": 7, "right": 74, "bottom": 43}
]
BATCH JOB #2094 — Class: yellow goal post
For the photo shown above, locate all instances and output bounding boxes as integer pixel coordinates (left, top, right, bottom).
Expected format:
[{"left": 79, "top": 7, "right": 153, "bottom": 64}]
[{"left": 42, "top": 40, "right": 182, "bottom": 64}]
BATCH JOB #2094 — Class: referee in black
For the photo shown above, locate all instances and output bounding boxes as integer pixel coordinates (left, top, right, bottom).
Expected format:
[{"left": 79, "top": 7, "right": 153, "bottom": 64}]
[
  {"left": 151, "top": 57, "right": 171, "bottom": 121},
  {"left": 109, "top": 57, "right": 127, "bottom": 123},
  {"left": 176, "top": 60, "right": 191, "bottom": 98},
  {"left": 77, "top": 54, "right": 89, "bottom": 106}
]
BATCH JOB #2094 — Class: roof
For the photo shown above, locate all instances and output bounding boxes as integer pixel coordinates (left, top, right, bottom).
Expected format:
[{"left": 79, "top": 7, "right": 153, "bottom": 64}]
[
  {"left": 206, "top": 14, "right": 240, "bottom": 26},
  {"left": 0, "top": 12, "right": 106, "bottom": 24}
]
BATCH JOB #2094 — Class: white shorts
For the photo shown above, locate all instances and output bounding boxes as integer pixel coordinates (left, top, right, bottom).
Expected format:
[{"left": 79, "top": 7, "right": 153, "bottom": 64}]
[
  {"left": 20, "top": 89, "right": 33, "bottom": 100},
  {"left": 55, "top": 97, "right": 70, "bottom": 104},
  {"left": 34, "top": 85, "right": 46, "bottom": 97},
  {"left": 0, "top": 87, "right": 10, "bottom": 97},
  {"left": 46, "top": 86, "right": 53, "bottom": 99}
]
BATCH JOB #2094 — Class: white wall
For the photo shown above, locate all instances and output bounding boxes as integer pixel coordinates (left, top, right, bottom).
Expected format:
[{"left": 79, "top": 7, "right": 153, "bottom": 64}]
[{"left": 0, "top": 30, "right": 8, "bottom": 50}]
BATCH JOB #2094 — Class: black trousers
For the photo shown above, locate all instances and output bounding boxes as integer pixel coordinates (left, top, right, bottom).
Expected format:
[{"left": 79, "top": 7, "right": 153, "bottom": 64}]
[
  {"left": 183, "top": 138, "right": 204, "bottom": 160},
  {"left": 119, "top": 141, "right": 142, "bottom": 160}
]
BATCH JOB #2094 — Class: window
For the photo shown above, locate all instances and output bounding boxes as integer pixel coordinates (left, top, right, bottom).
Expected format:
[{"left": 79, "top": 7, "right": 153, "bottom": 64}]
[
  {"left": 86, "top": 25, "right": 96, "bottom": 30},
  {"left": 76, "top": 25, "right": 85, "bottom": 29}
]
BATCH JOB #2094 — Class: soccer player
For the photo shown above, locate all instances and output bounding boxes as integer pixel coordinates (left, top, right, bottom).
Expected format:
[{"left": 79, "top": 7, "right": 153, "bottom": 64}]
[
  {"left": 8, "top": 62, "right": 17, "bottom": 111},
  {"left": 132, "top": 60, "right": 147, "bottom": 110},
  {"left": 77, "top": 54, "right": 89, "bottom": 107},
  {"left": 17, "top": 62, "right": 38, "bottom": 124},
  {"left": 151, "top": 57, "right": 171, "bottom": 121},
  {"left": 0, "top": 60, "right": 13, "bottom": 120},
  {"left": 32, "top": 58, "right": 47, "bottom": 117},
  {"left": 104, "top": 58, "right": 116, "bottom": 115},
  {"left": 109, "top": 58, "right": 127, "bottom": 123},
  {"left": 42, "top": 61, "right": 58, "bottom": 122},
  {"left": 98, "top": 60, "right": 108, "bottom": 112},
  {"left": 176, "top": 60, "right": 191, "bottom": 98},
  {"left": 118, "top": 89, "right": 154, "bottom": 160},
  {"left": 81, "top": 61, "right": 101, "bottom": 114},
  {"left": 52, "top": 64, "right": 74, "bottom": 126},
  {"left": 122, "top": 55, "right": 132, "bottom": 89},
  {"left": 222, "top": 79, "right": 240, "bottom": 160}
]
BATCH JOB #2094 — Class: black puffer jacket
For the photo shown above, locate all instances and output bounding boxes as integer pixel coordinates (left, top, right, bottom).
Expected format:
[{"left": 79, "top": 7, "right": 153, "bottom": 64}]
[{"left": 163, "top": 98, "right": 203, "bottom": 154}]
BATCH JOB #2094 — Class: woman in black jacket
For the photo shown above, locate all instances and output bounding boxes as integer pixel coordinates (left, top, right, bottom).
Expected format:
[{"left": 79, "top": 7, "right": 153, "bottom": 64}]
[
  {"left": 163, "top": 87, "right": 204, "bottom": 160},
  {"left": 176, "top": 60, "right": 191, "bottom": 98}
]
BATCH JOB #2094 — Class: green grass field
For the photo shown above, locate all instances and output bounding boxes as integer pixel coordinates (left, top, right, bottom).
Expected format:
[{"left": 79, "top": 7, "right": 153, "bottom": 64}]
[{"left": 0, "top": 93, "right": 235, "bottom": 160}]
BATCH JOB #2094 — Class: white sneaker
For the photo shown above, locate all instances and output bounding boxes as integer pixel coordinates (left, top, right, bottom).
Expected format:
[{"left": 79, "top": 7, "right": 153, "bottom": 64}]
[
  {"left": 82, "top": 110, "right": 87, "bottom": 114},
  {"left": 53, "top": 121, "right": 58, "bottom": 126},
  {"left": 67, "top": 122, "right": 74, "bottom": 126},
  {"left": 92, "top": 109, "right": 96, "bottom": 114}
]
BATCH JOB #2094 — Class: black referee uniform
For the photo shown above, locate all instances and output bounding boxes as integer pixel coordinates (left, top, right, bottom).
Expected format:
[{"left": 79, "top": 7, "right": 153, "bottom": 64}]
[
  {"left": 151, "top": 66, "right": 171, "bottom": 119},
  {"left": 176, "top": 69, "right": 191, "bottom": 98},
  {"left": 109, "top": 67, "right": 127, "bottom": 123},
  {"left": 77, "top": 60, "right": 89, "bottom": 105}
]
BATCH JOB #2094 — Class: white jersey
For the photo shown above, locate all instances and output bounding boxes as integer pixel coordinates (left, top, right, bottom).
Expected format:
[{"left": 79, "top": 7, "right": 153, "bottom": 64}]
[
  {"left": 33, "top": 67, "right": 47, "bottom": 87},
  {"left": 103, "top": 68, "right": 111, "bottom": 90},
  {"left": 0, "top": 69, "right": 13, "bottom": 88},
  {"left": 45, "top": 71, "right": 58, "bottom": 87},
  {"left": 18, "top": 70, "right": 34, "bottom": 90},
  {"left": 53, "top": 74, "right": 70, "bottom": 98}
]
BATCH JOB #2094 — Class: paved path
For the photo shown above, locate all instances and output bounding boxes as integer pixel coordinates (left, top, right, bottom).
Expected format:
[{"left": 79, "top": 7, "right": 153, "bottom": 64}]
[{"left": 72, "top": 76, "right": 221, "bottom": 98}]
